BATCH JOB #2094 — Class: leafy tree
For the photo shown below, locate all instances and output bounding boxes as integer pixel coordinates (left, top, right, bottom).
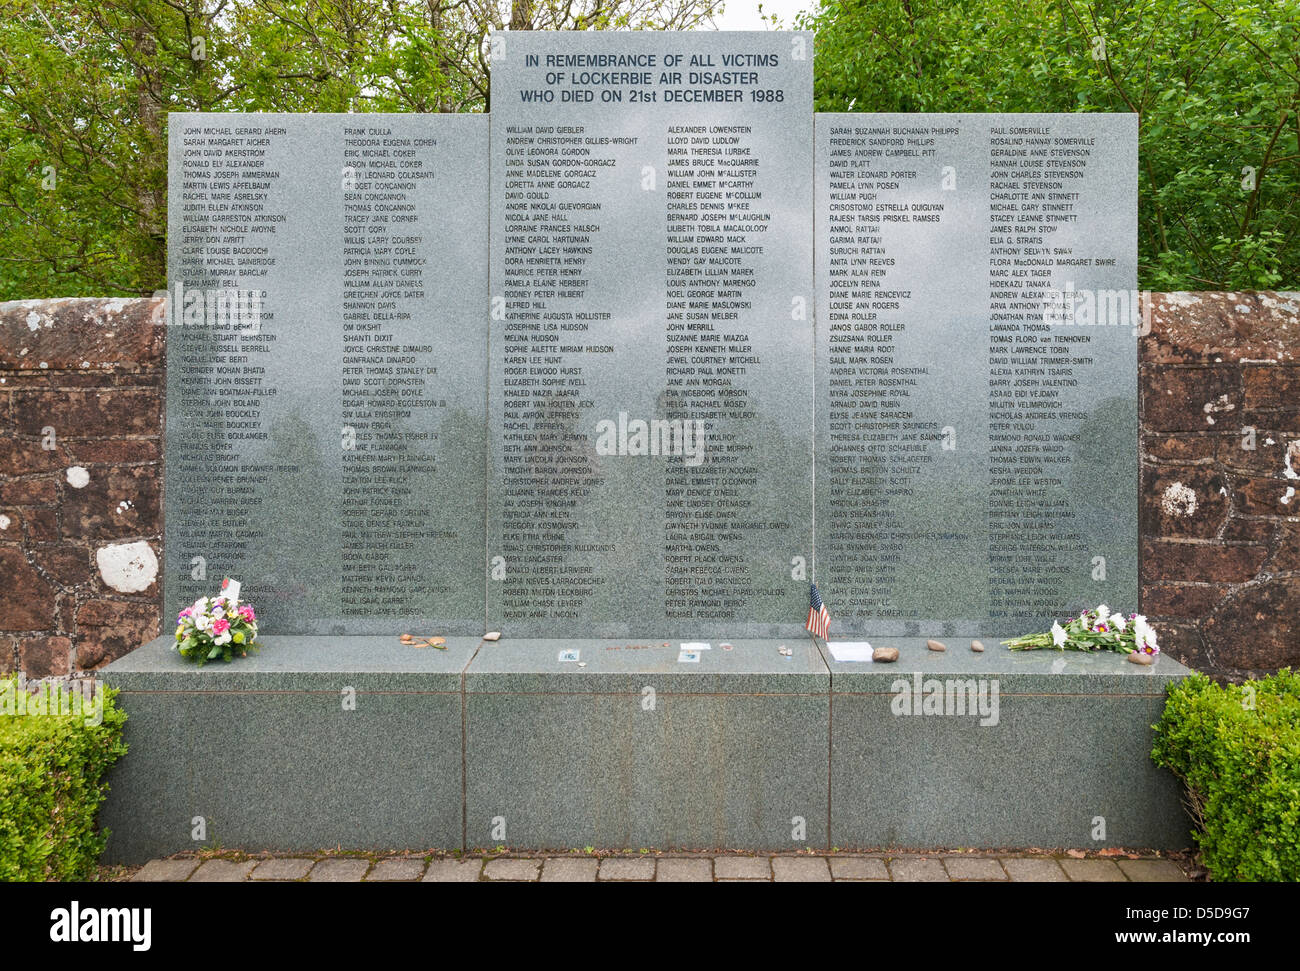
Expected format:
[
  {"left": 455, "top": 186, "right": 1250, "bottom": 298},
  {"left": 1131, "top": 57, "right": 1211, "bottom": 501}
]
[
  {"left": 2, "top": 0, "right": 1294, "bottom": 296},
  {"left": 796, "top": 0, "right": 1300, "bottom": 289},
  {"left": 0, "top": 0, "right": 720, "bottom": 299}
]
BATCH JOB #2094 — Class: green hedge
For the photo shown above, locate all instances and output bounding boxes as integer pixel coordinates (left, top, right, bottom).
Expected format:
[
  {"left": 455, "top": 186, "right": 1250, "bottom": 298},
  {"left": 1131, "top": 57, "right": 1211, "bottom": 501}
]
[
  {"left": 0, "top": 678, "right": 127, "bottom": 881},
  {"left": 1152, "top": 669, "right": 1300, "bottom": 882}
]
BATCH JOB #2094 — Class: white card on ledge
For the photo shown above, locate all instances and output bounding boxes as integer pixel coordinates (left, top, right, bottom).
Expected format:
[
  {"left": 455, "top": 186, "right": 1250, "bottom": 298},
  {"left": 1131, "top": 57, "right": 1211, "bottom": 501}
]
[
  {"left": 828, "top": 641, "right": 874, "bottom": 663},
  {"left": 680, "top": 641, "right": 711, "bottom": 651},
  {"left": 220, "top": 577, "right": 241, "bottom": 602}
]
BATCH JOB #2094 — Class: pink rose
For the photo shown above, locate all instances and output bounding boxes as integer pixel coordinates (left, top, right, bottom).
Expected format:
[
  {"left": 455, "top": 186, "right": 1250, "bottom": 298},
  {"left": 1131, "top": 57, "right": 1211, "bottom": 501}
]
[
  {"left": 212, "top": 618, "right": 230, "bottom": 635},
  {"left": 238, "top": 605, "right": 256, "bottom": 622}
]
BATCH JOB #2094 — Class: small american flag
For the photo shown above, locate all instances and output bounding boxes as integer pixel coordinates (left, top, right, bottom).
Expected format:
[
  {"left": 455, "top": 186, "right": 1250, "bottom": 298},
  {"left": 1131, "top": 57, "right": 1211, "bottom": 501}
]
[{"left": 806, "top": 582, "right": 830, "bottom": 640}]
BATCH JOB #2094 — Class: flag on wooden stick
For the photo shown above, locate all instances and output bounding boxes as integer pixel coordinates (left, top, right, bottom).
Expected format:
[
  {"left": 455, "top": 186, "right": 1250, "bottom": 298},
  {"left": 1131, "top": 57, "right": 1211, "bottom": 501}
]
[{"left": 806, "top": 582, "right": 830, "bottom": 640}]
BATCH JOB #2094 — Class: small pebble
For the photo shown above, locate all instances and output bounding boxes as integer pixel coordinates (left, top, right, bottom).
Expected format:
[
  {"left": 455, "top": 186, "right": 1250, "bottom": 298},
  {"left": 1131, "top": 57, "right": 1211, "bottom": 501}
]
[
  {"left": 970, "top": 640, "right": 985, "bottom": 653},
  {"left": 873, "top": 647, "right": 899, "bottom": 662},
  {"left": 1127, "top": 652, "right": 1155, "bottom": 666},
  {"left": 926, "top": 639, "right": 947, "bottom": 652},
  {"left": 483, "top": 631, "right": 501, "bottom": 642}
]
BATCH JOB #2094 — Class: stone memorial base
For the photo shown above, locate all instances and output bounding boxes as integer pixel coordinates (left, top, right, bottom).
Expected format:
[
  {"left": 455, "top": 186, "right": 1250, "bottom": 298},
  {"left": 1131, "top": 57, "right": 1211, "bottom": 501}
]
[
  {"left": 99, "top": 636, "right": 1192, "bottom": 863},
  {"left": 97, "top": 636, "right": 480, "bottom": 864},
  {"left": 818, "top": 641, "right": 1192, "bottom": 850},
  {"left": 464, "top": 638, "right": 829, "bottom": 851}
]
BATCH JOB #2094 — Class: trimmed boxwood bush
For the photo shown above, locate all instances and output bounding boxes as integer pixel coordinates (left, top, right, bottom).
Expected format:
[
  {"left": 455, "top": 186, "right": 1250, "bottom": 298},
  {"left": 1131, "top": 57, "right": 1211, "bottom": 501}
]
[
  {"left": 0, "top": 678, "right": 127, "bottom": 881},
  {"left": 1152, "top": 669, "right": 1300, "bottom": 882}
]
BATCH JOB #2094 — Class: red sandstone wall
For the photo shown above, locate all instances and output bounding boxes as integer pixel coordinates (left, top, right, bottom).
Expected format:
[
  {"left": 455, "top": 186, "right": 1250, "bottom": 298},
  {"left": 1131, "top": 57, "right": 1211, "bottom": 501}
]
[
  {"left": 0, "top": 299, "right": 164, "bottom": 676},
  {"left": 1140, "top": 292, "right": 1299, "bottom": 679},
  {"left": 1, "top": 293, "right": 1296, "bottom": 680}
]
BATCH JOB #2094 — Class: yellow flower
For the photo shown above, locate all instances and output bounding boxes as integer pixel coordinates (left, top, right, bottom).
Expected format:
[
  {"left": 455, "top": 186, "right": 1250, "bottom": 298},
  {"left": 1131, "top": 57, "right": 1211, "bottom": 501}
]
[{"left": 233, "top": 631, "right": 245, "bottom": 644}]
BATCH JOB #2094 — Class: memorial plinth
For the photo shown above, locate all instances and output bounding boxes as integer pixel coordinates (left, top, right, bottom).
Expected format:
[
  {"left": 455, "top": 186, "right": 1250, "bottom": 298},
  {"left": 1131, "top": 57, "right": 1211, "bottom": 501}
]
[
  {"left": 464, "top": 638, "right": 830, "bottom": 850},
  {"left": 821, "top": 642, "right": 1193, "bottom": 850},
  {"left": 100, "top": 636, "right": 1191, "bottom": 861},
  {"left": 98, "top": 635, "right": 481, "bottom": 863}
]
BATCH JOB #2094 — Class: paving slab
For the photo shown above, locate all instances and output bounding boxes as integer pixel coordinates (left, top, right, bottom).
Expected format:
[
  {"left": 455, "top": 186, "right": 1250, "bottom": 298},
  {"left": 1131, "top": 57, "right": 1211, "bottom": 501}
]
[
  {"left": 423, "top": 859, "right": 483, "bottom": 882},
  {"left": 483, "top": 858, "right": 542, "bottom": 882},
  {"left": 888, "top": 857, "right": 947, "bottom": 882},
  {"left": 1061, "top": 859, "right": 1127, "bottom": 882},
  {"left": 250, "top": 858, "right": 315, "bottom": 881},
  {"left": 656, "top": 858, "right": 714, "bottom": 882},
  {"left": 598, "top": 858, "right": 656, "bottom": 881},
  {"left": 1001, "top": 858, "right": 1068, "bottom": 882},
  {"left": 829, "top": 857, "right": 888, "bottom": 881},
  {"left": 773, "top": 857, "right": 832, "bottom": 882},
  {"left": 943, "top": 857, "right": 1008, "bottom": 881},
  {"left": 366, "top": 858, "right": 427, "bottom": 882},
  {"left": 541, "top": 858, "right": 599, "bottom": 882},
  {"left": 714, "top": 856, "right": 771, "bottom": 881},
  {"left": 131, "top": 859, "right": 200, "bottom": 882},
  {"left": 189, "top": 860, "right": 256, "bottom": 882},
  {"left": 308, "top": 858, "right": 371, "bottom": 882},
  {"left": 1117, "top": 859, "right": 1187, "bottom": 882}
]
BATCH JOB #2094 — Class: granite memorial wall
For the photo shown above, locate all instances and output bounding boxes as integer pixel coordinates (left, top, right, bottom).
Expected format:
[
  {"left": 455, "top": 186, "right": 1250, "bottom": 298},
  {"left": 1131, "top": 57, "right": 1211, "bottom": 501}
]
[
  {"left": 166, "top": 113, "right": 487, "bottom": 635},
  {"left": 165, "top": 33, "right": 1138, "bottom": 643}
]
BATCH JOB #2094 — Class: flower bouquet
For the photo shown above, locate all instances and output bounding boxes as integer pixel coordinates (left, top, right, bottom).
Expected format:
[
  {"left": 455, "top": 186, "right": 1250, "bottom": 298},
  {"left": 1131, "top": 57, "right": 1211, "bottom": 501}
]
[
  {"left": 1002, "top": 604, "right": 1159, "bottom": 657},
  {"left": 174, "top": 589, "right": 260, "bottom": 666}
]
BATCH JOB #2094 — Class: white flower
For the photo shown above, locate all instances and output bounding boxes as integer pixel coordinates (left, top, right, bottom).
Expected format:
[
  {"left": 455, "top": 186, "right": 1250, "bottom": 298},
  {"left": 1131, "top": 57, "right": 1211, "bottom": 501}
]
[
  {"left": 214, "top": 631, "right": 231, "bottom": 646},
  {"left": 1108, "top": 612, "right": 1127, "bottom": 631},
  {"left": 1051, "top": 622, "right": 1068, "bottom": 647},
  {"left": 1133, "top": 616, "right": 1159, "bottom": 654},
  {"left": 1095, "top": 604, "right": 1110, "bottom": 620}
]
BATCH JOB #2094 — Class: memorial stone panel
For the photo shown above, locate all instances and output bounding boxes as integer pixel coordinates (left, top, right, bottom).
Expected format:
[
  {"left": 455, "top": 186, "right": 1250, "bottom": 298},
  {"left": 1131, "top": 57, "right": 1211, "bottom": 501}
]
[
  {"left": 488, "top": 32, "right": 815, "bottom": 637},
  {"left": 815, "top": 113, "right": 1138, "bottom": 638},
  {"left": 167, "top": 113, "right": 487, "bottom": 633}
]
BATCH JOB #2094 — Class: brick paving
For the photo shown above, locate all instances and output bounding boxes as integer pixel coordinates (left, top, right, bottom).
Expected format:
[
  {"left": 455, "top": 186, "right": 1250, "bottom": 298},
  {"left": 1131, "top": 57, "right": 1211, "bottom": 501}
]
[{"left": 121, "top": 851, "right": 1191, "bottom": 882}]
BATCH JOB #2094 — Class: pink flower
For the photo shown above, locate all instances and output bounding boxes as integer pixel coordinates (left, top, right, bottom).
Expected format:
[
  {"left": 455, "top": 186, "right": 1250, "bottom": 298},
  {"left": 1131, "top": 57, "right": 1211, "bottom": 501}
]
[
  {"left": 179, "top": 608, "right": 191, "bottom": 618},
  {"left": 212, "top": 618, "right": 230, "bottom": 635},
  {"left": 238, "top": 605, "right": 256, "bottom": 622}
]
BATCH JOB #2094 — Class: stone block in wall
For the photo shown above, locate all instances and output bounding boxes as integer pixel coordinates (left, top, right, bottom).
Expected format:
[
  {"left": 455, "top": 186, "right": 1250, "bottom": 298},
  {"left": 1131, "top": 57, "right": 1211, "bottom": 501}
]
[
  {"left": 0, "top": 297, "right": 165, "bottom": 371},
  {"left": 17, "top": 635, "right": 72, "bottom": 679},
  {"left": 0, "top": 547, "right": 56, "bottom": 630},
  {"left": 1139, "top": 466, "right": 1229, "bottom": 539},
  {"left": 1202, "top": 579, "right": 1300, "bottom": 672},
  {"left": 59, "top": 465, "right": 161, "bottom": 542},
  {"left": 1142, "top": 539, "right": 1269, "bottom": 583},
  {"left": 74, "top": 599, "right": 160, "bottom": 671},
  {"left": 1142, "top": 292, "right": 1299, "bottom": 365},
  {"left": 1142, "top": 364, "right": 1243, "bottom": 432}
]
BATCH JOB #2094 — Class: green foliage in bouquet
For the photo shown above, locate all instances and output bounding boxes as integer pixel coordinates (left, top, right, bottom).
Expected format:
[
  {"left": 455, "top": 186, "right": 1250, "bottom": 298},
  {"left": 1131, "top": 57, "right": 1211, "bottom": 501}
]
[
  {"left": 1003, "top": 604, "right": 1159, "bottom": 655},
  {"left": 0, "top": 678, "right": 127, "bottom": 881},
  {"left": 174, "top": 594, "right": 261, "bottom": 667},
  {"left": 1152, "top": 670, "right": 1300, "bottom": 882}
]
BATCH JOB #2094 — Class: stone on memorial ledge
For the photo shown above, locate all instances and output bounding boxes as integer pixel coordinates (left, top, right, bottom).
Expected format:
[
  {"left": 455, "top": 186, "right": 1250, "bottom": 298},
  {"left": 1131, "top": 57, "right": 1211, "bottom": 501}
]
[
  {"left": 926, "top": 639, "right": 946, "bottom": 652},
  {"left": 872, "top": 647, "right": 899, "bottom": 662},
  {"left": 970, "top": 640, "right": 985, "bottom": 652}
]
